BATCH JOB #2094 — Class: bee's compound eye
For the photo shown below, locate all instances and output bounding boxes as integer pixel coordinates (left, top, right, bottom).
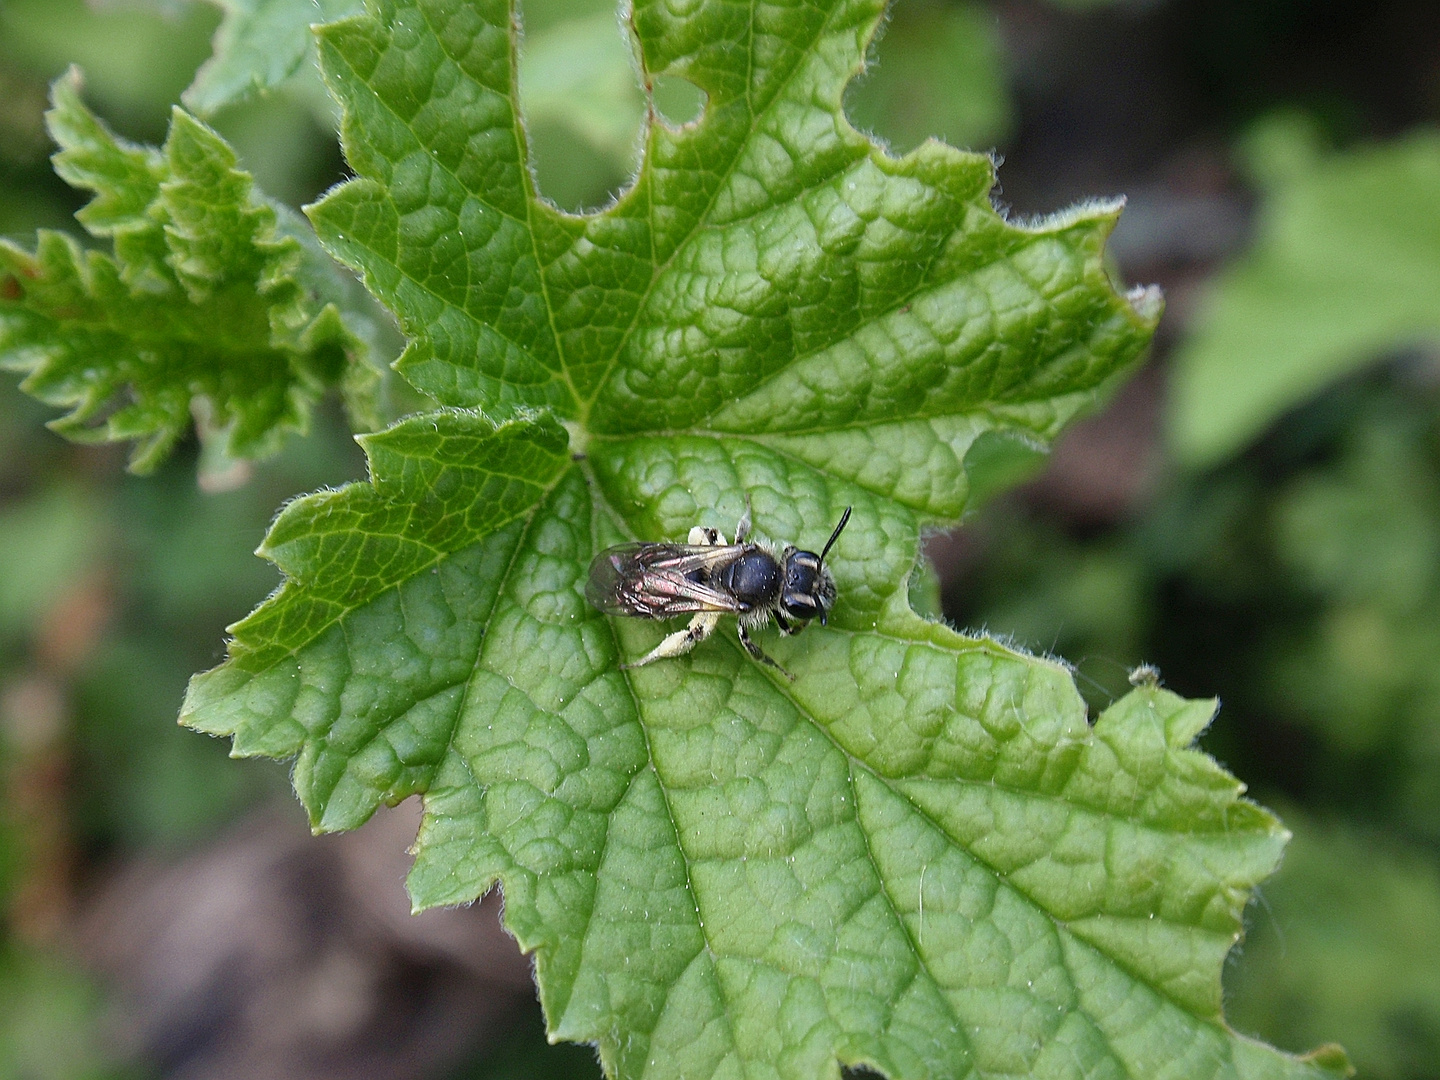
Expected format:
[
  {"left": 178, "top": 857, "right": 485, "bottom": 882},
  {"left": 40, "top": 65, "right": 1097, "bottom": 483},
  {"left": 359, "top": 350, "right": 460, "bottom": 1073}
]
[{"left": 782, "top": 593, "right": 821, "bottom": 620}]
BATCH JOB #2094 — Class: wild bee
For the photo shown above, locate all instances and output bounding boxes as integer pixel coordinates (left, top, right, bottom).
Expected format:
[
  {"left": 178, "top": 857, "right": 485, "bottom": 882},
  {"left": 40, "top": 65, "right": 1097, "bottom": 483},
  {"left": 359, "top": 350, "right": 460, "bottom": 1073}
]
[{"left": 586, "top": 502, "right": 853, "bottom": 679}]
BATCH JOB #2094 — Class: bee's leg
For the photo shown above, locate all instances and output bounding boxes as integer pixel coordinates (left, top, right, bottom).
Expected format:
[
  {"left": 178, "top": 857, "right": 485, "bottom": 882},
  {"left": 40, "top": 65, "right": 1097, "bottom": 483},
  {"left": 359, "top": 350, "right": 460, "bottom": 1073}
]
[
  {"left": 687, "top": 526, "right": 726, "bottom": 546},
  {"left": 734, "top": 495, "right": 752, "bottom": 544},
  {"left": 623, "top": 611, "right": 720, "bottom": 670},
  {"left": 773, "top": 611, "right": 798, "bottom": 636},
  {"left": 738, "top": 624, "right": 795, "bottom": 681}
]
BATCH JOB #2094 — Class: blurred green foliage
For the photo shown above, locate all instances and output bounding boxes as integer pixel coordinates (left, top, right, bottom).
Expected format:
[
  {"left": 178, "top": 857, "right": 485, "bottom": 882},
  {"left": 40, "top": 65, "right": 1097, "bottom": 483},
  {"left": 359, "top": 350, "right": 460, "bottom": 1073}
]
[
  {"left": 1, "top": 0, "right": 1438, "bottom": 1078},
  {"left": 0, "top": 946, "right": 131, "bottom": 1080},
  {"left": 1169, "top": 118, "right": 1440, "bottom": 466},
  {"left": 1227, "top": 812, "right": 1440, "bottom": 1080},
  {"left": 846, "top": 0, "right": 1011, "bottom": 153},
  {"left": 0, "top": 0, "right": 219, "bottom": 141},
  {"left": 179, "top": 0, "right": 363, "bottom": 117}
]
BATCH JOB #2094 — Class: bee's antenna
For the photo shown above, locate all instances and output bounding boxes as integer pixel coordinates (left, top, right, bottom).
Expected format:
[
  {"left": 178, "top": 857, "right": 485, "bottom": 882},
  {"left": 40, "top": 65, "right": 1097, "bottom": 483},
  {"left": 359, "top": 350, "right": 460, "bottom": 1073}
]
[{"left": 820, "top": 506, "right": 852, "bottom": 562}]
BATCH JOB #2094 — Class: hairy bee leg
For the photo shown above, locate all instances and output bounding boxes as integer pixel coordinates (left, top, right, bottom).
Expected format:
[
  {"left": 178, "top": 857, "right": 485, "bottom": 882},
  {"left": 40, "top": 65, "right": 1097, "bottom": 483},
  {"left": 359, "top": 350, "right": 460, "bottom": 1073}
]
[
  {"left": 622, "top": 522, "right": 731, "bottom": 671},
  {"left": 773, "top": 611, "right": 797, "bottom": 635},
  {"left": 623, "top": 611, "right": 720, "bottom": 670},
  {"left": 738, "top": 624, "right": 795, "bottom": 681},
  {"left": 734, "top": 496, "right": 752, "bottom": 545}
]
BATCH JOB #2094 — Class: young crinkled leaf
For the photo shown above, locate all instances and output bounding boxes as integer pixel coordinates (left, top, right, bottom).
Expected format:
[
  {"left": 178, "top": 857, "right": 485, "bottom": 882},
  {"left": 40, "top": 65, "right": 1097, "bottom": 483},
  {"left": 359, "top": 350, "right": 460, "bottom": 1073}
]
[
  {"left": 180, "top": 1, "right": 1348, "bottom": 1078},
  {"left": 0, "top": 69, "right": 375, "bottom": 472}
]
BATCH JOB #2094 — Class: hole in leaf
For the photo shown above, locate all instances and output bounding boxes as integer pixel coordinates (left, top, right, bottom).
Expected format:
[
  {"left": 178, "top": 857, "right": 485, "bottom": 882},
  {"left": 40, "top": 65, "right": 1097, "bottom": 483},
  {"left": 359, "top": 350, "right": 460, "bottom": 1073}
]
[
  {"left": 651, "top": 73, "right": 706, "bottom": 127},
  {"left": 844, "top": 0, "right": 1011, "bottom": 154},
  {"left": 961, "top": 428, "right": 1048, "bottom": 511},
  {"left": 518, "top": 5, "right": 645, "bottom": 211}
]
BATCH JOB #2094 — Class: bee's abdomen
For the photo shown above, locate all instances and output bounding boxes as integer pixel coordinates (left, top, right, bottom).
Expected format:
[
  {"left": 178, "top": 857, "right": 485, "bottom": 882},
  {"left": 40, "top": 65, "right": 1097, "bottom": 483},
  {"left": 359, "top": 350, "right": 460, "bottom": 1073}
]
[{"left": 717, "top": 549, "right": 782, "bottom": 609}]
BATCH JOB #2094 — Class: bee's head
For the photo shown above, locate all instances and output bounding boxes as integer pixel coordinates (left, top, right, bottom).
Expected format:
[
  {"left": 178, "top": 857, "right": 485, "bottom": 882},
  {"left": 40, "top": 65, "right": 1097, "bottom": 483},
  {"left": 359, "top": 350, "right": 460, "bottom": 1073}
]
[{"left": 780, "top": 507, "right": 851, "bottom": 626}]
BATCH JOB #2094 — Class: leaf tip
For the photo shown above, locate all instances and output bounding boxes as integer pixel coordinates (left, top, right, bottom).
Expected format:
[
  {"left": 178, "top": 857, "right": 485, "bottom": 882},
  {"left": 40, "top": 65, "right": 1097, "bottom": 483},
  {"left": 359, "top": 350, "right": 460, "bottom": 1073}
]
[
  {"left": 1161, "top": 691, "right": 1220, "bottom": 747},
  {"left": 163, "top": 104, "right": 229, "bottom": 164},
  {"left": 50, "top": 64, "right": 85, "bottom": 104},
  {"left": 44, "top": 66, "right": 100, "bottom": 155},
  {"left": 1018, "top": 194, "right": 1127, "bottom": 235},
  {"left": 1299, "top": 1043, "right": 1355, "bottom": 1077}
]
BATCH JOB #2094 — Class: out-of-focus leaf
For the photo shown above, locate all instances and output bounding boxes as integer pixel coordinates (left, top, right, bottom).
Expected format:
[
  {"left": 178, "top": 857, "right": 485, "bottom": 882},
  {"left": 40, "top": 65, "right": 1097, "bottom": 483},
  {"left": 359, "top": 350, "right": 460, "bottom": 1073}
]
[
  {"left": 846, "top": 0, "right": 1010, "bottom": 154},
  {"left": 1226, "top": 814, "right": 1440, "bottom": 1080},
  {"left": 519, "top": 12, "right": 643, "bottom": 160},
  {"left": 516, "top": 7, "right": 646, "bottom": 210},
  {"left": 184, "top": 0, "right": 365, "bottom": 115},
  {"left": 0, "top": 948, "right": 119, "bottom": 1080},
  {"left": 0, "top": 72, "right": 375, "bottom": 471},
  {"left": 0, "top": 485, "right": 106, "bottom": 639},
  {"left": 1257, "top": 397, "right": 1440, "bottom": 832},
  {"left": 0, "top": 0, "right": 219, "bottom": 137},
  {"left": 1272, "top": 415, "right": 1440, "bottom": 616},
  {"left": 74, "top": 637, "right": 280, "bottom": 845},
  {"left": 1169, "top": 125, "right": 1440, "bottom": 467},
  {"left": 0, "top": 66, "right": 50, "bottom": 168}
]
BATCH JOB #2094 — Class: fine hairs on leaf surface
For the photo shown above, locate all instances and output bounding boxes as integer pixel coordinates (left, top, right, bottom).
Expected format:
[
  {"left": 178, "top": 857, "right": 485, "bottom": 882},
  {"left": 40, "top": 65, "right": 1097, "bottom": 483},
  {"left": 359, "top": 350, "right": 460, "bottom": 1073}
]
[
  {"left": 165, "top": 0, "right": 1351, "bottom": 1078},
  {"left": 0, "top": 68, "right": 381, "bottom": 472}
]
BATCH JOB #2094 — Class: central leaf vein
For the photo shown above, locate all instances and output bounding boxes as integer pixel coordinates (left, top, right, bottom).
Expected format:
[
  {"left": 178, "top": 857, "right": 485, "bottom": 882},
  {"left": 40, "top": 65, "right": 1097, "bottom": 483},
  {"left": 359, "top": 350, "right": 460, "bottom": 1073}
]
[{"left": 579, "top": 0, "right": 848, "bottom": 415}]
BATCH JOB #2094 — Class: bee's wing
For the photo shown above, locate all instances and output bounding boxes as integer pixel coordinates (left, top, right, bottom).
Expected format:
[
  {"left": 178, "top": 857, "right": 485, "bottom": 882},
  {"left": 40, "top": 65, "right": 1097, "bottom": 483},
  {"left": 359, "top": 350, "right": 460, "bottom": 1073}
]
[{"left": 586, "top": 542, "right": 746, "bottom": 618}]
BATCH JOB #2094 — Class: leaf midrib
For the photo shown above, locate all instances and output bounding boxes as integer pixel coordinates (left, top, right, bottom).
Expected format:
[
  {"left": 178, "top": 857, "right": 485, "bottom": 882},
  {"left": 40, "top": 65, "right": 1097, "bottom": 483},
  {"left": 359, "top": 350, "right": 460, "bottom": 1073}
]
[
  {"left": 301, "top": 515, "right": 523, "bottom": 813},
  {"left": 583, "top": 195, "right": 1132, "bottom": 437},
  {"left": 318, "top": 18, "right": 572, "bottom": 396},
  {"left": 846, "top": 751, "right": 978, "bottom": 1075},
  {"left": 576, "top": 0, "right": 849, "bottom": 421}
]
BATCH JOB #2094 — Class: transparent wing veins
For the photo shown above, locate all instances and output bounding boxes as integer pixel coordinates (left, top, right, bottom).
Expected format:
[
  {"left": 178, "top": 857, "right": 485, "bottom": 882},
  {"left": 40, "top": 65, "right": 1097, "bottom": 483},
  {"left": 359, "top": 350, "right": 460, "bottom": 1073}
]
[{"left": 587, "top": 542, "right": 748, "bottom": 618}]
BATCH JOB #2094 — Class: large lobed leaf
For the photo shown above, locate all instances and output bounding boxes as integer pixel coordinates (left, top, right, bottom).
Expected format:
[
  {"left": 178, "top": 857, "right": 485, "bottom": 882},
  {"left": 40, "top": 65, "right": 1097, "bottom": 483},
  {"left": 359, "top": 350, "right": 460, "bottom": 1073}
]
[
  {"left": 180, "top": 1, "right": 1346, "bottom": 1078},
  {"left": 0, "top": 69, "right": 376, "bottom": 472}
]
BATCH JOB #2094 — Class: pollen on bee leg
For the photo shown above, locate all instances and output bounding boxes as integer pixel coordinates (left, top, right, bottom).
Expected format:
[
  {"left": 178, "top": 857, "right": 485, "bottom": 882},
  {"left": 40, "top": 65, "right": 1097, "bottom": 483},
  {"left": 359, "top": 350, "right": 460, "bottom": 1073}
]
[{"left": 621, "top": 611, "right": 721, "bottom": 670}]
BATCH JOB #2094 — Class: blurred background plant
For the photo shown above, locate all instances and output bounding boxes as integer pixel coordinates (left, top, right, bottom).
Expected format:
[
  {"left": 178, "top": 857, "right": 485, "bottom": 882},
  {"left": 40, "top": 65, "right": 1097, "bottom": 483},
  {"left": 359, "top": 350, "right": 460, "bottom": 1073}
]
[{"left": 0, "top": 0, "right": 1437, "bottom": 1077}]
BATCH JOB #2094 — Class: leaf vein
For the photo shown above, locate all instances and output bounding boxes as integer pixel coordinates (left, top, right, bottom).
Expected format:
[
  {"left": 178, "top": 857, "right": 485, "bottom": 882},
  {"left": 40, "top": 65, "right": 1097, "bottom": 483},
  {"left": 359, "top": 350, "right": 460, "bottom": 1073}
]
[{"left": 580, "top": 0, "right": 843, "bottom": 413}]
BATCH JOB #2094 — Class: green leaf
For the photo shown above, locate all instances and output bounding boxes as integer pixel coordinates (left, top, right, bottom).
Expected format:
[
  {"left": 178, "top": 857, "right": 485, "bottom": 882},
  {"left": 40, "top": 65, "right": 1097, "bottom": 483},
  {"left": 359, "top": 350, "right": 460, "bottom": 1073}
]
[
  {"left": 178, "top": 1, "right": 1345, "bottom": 1077},
  {"left": 184, "top": 0, "right": 365, "bottom": 116},
  {"left": 1168, "top": 126, "right": 1440, "bottom": 468},
  {"left": 0, "top": 70, "right": 372, "bottom": 472}
]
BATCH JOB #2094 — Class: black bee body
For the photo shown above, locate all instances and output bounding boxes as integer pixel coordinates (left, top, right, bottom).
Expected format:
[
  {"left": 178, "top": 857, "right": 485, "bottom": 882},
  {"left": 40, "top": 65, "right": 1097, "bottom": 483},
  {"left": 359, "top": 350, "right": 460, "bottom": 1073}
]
[
  {"left": 586, "top": 504, "right": 852, "bottom": 678},
  {"left": 711, "top": 548, "right": 782, "bottom": 610}
]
